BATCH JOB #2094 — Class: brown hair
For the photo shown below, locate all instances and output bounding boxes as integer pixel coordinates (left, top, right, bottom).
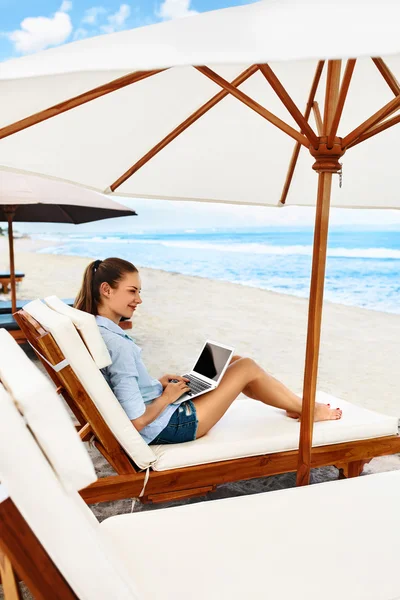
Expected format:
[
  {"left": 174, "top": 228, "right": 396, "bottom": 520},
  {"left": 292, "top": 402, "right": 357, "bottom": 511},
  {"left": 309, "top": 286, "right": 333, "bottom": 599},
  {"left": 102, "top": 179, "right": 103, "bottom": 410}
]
[{"left": 74, "top": 257, "right": 138, "bottom": 315}]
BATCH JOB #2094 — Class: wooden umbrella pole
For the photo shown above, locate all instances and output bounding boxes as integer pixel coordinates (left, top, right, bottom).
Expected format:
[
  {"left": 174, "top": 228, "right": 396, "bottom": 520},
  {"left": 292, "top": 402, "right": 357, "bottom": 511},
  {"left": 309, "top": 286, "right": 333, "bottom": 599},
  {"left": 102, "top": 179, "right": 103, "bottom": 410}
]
[
  {"left": 296, "top": 171, "right": 333, "bottom": 486},
  {"left": 296, "top": 60, "right": 343, "bottom": 486},
  {"left": 4, "top": 206, "right": 17, "bottom": 314}
]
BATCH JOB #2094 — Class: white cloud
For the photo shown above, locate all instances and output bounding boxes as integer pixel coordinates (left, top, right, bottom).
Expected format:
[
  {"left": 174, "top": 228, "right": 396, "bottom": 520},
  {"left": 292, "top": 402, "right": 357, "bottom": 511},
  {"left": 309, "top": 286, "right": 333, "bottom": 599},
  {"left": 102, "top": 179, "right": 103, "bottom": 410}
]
[
  {"left": 60, "top": 0, "right": 73, "bottom": 12},
  {"left": 7, "top": 8, "right": 73, "bottom": 54},
  {"left": 82, "top": 6, "right": 107, "bottom": 25},
  {"left": 156, "top": 0, "right": 198, "bottom": 20},
  {"left": 73, "top": 27, "right": 89, "bottom": 40},
  {"left": 100, "top": 4, "right": 131, "bottom": 34}
]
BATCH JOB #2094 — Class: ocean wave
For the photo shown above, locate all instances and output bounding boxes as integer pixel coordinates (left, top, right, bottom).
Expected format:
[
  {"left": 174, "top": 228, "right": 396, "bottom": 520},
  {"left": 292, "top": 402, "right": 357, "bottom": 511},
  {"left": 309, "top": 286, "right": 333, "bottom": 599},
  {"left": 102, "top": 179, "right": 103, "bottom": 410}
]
[{"left": 155, "top": 240, "right": 400, "bottom": 259}]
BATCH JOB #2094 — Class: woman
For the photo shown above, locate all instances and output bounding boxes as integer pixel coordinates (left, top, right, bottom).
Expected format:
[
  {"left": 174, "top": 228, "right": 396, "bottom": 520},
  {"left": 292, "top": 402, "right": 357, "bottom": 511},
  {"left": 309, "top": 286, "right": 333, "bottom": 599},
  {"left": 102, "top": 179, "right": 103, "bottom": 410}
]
[{"left": 75, "top": 257, "right": 342, "bottom": 445}]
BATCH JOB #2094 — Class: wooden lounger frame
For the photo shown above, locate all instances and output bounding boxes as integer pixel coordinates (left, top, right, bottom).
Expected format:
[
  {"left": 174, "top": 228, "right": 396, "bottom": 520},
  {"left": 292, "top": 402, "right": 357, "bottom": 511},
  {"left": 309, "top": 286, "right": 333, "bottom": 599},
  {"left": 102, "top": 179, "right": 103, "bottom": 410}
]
[
  {"left": 0, "top": 496, "right": 78, "bottom": 600},
  {"left": 14, "top": 309, "right": 400, "bottom": 505}
]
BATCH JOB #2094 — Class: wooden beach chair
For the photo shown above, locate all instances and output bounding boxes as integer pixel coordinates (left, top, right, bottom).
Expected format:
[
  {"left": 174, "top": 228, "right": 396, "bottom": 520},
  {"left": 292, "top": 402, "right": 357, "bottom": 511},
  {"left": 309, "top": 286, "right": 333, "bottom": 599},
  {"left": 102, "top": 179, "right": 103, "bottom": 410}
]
[
  {"left": 0, "top": 343, "right": 399, "bottom": 600},
  {"left": 12, "top": 299, "right": 400, "bottom": 506},
  {"left": 0, "top": 272, "right": 24, "bottom": 295}
]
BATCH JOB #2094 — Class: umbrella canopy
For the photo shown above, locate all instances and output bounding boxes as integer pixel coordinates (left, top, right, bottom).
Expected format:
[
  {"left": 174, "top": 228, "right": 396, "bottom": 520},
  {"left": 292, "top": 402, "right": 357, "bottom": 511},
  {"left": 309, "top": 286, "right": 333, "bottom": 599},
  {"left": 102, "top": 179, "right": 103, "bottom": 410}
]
[
  {"left": 1, "top": 0, "right": 400, "bottom": 485},
  {"left": 0, "top": 0, "right": 399, "bottom": 208},
  {"left": 0, "top": 169, "right": 135, "bottom": 223},
  {"left": 0, "top": 169, "right": 136, "bottom": 312}
]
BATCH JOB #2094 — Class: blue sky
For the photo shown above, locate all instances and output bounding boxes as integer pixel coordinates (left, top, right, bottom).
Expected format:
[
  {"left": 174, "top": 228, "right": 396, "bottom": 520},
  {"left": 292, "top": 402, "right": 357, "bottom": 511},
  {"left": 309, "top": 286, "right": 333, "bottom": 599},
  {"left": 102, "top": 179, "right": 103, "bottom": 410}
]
[{"left": 0, "top": 0, "right": 254, "bottom": 60}]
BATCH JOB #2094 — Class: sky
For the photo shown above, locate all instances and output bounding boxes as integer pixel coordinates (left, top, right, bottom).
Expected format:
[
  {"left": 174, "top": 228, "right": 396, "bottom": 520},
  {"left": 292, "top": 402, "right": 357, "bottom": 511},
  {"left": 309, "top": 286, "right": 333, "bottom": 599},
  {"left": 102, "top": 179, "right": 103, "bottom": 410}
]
[
  {"left": 1, "top": 0, "right": 400, "bottom": 232},
  {"left": 0, "top": 0, "right": 253, "bottom": 59}
]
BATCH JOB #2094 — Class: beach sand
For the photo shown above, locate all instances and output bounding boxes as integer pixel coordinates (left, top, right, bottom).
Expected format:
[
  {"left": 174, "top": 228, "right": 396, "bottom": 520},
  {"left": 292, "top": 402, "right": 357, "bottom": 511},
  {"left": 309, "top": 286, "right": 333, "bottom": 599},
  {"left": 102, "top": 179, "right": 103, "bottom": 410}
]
[{"left": 1, "top": 236, "right": 400, "bottom": 598}]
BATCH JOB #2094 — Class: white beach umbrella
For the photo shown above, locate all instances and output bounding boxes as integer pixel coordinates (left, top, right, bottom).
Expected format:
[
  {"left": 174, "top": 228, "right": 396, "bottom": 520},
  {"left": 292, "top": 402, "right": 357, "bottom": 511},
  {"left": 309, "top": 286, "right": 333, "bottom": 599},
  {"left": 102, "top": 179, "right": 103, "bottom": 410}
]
[
  {"left": 0, "top": 0, "right": 399, "bottom": 484},
  {"left": 0, "top": 169, "right": 136, "bottom": 313}
]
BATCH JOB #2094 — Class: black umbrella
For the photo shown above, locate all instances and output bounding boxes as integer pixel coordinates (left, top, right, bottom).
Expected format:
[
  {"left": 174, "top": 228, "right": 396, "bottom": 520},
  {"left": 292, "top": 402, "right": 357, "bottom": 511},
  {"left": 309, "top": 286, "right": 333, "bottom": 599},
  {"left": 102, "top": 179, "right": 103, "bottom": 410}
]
[{"left": 0, "top": 170, "right": 136, "bottom": 312}]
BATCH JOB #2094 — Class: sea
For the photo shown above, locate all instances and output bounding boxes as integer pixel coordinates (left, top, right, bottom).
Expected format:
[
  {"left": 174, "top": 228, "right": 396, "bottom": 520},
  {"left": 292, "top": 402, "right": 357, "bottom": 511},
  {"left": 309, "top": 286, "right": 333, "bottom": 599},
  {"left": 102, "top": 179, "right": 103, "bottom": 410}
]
[{"left": 36, "top": 227, "right": 400, "bottom": 315}]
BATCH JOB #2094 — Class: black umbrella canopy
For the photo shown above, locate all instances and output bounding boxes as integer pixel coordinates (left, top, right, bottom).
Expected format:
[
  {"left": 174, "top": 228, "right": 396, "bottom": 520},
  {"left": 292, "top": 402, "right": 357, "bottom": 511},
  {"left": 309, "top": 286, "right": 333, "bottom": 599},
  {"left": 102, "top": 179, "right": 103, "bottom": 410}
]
[
  {"left": 0, "top": 202, "right": 136, "bottom": 223},
  {"left": 0, "top": 169, "right": 137, "bottom": 312}
]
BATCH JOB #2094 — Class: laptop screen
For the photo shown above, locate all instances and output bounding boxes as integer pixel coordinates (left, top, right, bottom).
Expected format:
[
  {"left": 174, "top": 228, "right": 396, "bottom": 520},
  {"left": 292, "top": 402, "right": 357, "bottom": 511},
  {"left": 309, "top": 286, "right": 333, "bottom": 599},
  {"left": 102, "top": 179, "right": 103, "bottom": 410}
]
[{"left": 192, "top": 342, "right": 232, "bottom": 382}]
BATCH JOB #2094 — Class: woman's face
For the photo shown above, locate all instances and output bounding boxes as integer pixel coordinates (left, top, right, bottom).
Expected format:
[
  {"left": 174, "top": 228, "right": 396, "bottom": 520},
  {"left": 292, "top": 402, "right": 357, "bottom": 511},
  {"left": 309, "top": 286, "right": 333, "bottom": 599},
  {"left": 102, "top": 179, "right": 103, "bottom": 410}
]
[{"left": 101, "top": 271, "right": 142, "bottom": 320}]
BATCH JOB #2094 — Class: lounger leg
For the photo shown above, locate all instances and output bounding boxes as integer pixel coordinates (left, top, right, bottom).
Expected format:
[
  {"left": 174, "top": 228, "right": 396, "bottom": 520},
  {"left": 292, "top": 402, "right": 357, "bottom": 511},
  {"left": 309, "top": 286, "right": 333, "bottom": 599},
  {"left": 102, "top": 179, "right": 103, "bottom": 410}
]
[{"left": 337, "top": 459, "right": 370, "bottom": 479}]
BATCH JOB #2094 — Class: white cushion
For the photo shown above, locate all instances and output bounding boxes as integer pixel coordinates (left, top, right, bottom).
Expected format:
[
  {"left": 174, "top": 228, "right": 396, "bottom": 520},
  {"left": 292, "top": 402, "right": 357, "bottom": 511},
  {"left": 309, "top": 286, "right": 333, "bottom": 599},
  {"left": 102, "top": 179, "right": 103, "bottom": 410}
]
[
  {"left": 0, "top": 382, "right": 141, "bottom": 600},
  {"left": 0, "top": 329, "right": 96, "bottom": 492},
  {"left": 44, "top": 296, "right": 112, "bottom": 369},
  {"left": 152, "top": 392, "right": 399, "bottom": 471},
  {"left": 101, "top": 470, "right": 400, "bottom": 600},
  {"left": 23, "top": 300, "right": 157, "bottom": 470}
]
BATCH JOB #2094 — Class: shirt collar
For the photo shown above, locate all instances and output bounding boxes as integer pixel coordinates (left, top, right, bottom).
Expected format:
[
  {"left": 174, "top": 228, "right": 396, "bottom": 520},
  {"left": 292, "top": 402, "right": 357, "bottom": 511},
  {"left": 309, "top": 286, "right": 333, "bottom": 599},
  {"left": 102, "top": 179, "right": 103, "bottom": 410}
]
[{"left": 95, "top": 315, "right": 134, "bottom": 340}]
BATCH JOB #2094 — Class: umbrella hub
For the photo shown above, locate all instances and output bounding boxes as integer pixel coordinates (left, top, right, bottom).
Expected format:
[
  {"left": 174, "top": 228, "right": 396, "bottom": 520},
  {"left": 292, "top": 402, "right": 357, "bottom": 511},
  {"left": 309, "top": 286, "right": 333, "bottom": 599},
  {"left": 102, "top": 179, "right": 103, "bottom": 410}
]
[{"left": 309, "top": 137, "right": 345, "bottom": 174}]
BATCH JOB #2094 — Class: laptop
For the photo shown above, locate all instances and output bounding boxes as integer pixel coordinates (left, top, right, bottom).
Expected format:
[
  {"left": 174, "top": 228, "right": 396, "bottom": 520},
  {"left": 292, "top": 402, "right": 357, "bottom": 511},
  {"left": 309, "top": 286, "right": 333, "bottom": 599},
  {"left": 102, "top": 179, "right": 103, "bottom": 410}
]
[{"left": 173, "top": 340, "right": 235, "bottom": 403}]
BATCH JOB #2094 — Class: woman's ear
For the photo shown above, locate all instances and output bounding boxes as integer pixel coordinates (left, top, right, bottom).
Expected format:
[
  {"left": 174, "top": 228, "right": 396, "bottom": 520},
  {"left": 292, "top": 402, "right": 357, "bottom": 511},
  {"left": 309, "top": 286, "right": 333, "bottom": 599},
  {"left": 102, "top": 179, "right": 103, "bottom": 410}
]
[{"left": 99, "top": 281, "right": 111, "bottom": 298}]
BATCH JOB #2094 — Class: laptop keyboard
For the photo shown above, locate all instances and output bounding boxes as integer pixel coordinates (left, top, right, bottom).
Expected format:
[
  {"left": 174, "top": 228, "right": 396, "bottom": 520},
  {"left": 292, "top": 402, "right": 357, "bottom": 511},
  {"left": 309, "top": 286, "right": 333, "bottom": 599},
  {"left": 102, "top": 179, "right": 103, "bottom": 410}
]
[{"left": 183, "top": 374, "right": 212, "bottom": 395}]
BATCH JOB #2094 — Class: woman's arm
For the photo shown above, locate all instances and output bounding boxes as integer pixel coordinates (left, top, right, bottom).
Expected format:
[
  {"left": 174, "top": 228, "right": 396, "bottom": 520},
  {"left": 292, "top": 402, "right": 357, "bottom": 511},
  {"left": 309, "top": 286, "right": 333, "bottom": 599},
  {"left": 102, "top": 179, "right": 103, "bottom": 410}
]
[{"left": 132, "top": 381, "right": 190, "bottom": 431}]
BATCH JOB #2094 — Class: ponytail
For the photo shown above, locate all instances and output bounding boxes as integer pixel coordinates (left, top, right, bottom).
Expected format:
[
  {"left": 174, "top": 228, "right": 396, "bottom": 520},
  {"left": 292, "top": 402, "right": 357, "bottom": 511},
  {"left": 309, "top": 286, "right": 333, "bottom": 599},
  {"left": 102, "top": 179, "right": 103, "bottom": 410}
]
[{"left": 74, "top": 257, "right": 138, "bottom": 315}]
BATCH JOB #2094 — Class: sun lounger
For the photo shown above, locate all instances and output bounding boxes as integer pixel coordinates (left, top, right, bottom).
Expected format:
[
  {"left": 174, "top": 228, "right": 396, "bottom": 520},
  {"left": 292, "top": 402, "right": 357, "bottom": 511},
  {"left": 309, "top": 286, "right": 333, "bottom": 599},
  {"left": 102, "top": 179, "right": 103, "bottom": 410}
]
[
  {"left": 12, "top": 298, "right": 400, "bottom": 505},
  {"left": 0, "top": 272, "right": 24, "bottom": 294},
  {"left": 0, "top": 337, "right": 399, "bottom": 600}
]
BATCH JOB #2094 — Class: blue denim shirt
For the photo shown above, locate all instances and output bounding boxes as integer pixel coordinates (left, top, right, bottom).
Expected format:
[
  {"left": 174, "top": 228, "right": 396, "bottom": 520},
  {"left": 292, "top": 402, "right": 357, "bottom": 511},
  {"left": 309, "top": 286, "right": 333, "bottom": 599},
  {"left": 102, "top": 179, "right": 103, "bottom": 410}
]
[{"left": 95, "top": 316, "right": 178, "bottom": 444}]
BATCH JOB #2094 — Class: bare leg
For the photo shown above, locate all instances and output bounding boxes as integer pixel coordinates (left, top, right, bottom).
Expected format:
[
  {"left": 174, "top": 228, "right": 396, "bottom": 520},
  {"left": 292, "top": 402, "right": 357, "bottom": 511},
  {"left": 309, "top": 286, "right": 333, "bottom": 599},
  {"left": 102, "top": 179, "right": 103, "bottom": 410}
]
[
  {"left": 193, "top": 357, "right": 341, "bottom": 438},
  {"left": 230, "top": 356, "right": 337, "bottom": 421}
]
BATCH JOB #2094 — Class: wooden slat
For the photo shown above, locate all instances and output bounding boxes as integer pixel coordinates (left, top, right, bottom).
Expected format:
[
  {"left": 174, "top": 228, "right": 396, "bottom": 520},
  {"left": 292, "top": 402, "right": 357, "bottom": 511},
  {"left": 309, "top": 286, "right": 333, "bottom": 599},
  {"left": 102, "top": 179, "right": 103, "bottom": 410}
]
[
  {"left": 279, "top": 61, "right": 325, "bottom": 205},
  {"left": 312, "top": 101, "right": 324, "bottom": 136},
  {"left": 0, "top": 547, "right": 22, "bottom": 600},
  {"left": 258, "top": 63, "right": 319, "bottom": 148},
  {"left": 80, "top": 435, "right": 400, "bottom": 504},
  {"left": 78, "top": 422, "right": 92, "bottom": 441},
  {"left": 0, "top": 69, "right": 165, "bottom": 141},
  {"left": 296, "top": 171, "right": 333, "bottom": 486},
  {"left": 327, "top": 59, "right": 356, "bottom": 148},
  {"left": 110, "top": 65, "right": 259, "bottom": 191},
  {"left": 323, "top": 60, "right": 342, "bottom": 136},
  {"left": 144, "top": 485, "right": 215, "bottom": 504},
  {"left": 372, "top": 57, "right": 400, "bottom": 96},
  {"left": 347, "top": 111, "right": 400, "bottom": 148},
  {"left": 0, "top": 498, "right": 78, "bottom": 599},
  {"left": 195, "top": 66, "right": 309, "bottom": 147},
  {"left": 343, "top": 93, "right": 400, "bottom": 148}
]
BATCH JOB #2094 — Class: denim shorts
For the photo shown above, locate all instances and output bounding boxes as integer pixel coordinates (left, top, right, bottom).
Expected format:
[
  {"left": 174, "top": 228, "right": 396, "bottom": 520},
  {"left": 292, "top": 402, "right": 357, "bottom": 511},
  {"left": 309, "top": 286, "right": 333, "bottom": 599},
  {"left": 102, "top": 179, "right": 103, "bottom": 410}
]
[{"left": 150, "top": 400, "right": 198, "bottom": 445}]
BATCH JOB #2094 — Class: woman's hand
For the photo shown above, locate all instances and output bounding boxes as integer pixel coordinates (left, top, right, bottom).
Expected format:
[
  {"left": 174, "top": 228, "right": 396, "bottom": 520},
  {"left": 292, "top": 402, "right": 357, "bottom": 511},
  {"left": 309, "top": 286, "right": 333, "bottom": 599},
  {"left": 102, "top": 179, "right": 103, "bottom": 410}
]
[
  {"left": 163, "top": 380, "right": 191, "bottom": 404},
  {"left": 159, "top": 374, "right": 189, "bottom": 389}
]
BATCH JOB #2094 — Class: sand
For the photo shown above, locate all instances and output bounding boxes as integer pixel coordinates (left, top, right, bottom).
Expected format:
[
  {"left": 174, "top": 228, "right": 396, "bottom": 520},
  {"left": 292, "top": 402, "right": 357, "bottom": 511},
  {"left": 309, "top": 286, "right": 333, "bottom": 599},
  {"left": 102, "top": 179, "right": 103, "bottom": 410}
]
[{"left": 1, "top": 235, "right": 400, "bottom": 598}]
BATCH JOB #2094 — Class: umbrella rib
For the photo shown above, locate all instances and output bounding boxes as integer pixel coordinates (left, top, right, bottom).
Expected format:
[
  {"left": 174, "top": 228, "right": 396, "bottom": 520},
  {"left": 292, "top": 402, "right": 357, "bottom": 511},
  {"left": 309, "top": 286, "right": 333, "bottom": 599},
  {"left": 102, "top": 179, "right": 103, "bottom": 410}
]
[
  {"left": 279, "top": 60, "right": 325, "bottom": 206},
  {"left": 109, "top": 65, "right": 259, "bottom": 192},
  {"left": 258, "top": 63, "right": 319, "bottom": 149},
  {"left": 371, "top": 57, "right": 400, "bottom": 96},
  {"left": 343, "top": 92, "right": 400, "bottom": 148},
  {"left": 312, "top": 101, "right": 323, "bottom": 136},
  {"left": 0, "top": 69, "right": 165, "bottom": 141},
  {"left": 327, "top": 59, "right": 356, "bottom": 148},
  {"left": 347, "top": 111, "right": 400, "bottom": 148},
  {"left": 195, "top": 66, "right": 309, "bottom": 147}
]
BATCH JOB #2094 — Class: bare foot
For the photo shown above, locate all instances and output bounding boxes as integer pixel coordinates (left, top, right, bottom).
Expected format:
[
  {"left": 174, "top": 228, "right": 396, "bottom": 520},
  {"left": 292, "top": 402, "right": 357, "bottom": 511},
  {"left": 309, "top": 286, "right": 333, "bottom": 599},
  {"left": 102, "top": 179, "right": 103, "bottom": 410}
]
[
  {"left": 286, "top": 403, "right": 342, "bottom": 422},
  {"left": 286, "top": 410, "right": 300, "bottom": 420},
  {"left": 314, "top": 403, "right": 342, "bottom": 422}
]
